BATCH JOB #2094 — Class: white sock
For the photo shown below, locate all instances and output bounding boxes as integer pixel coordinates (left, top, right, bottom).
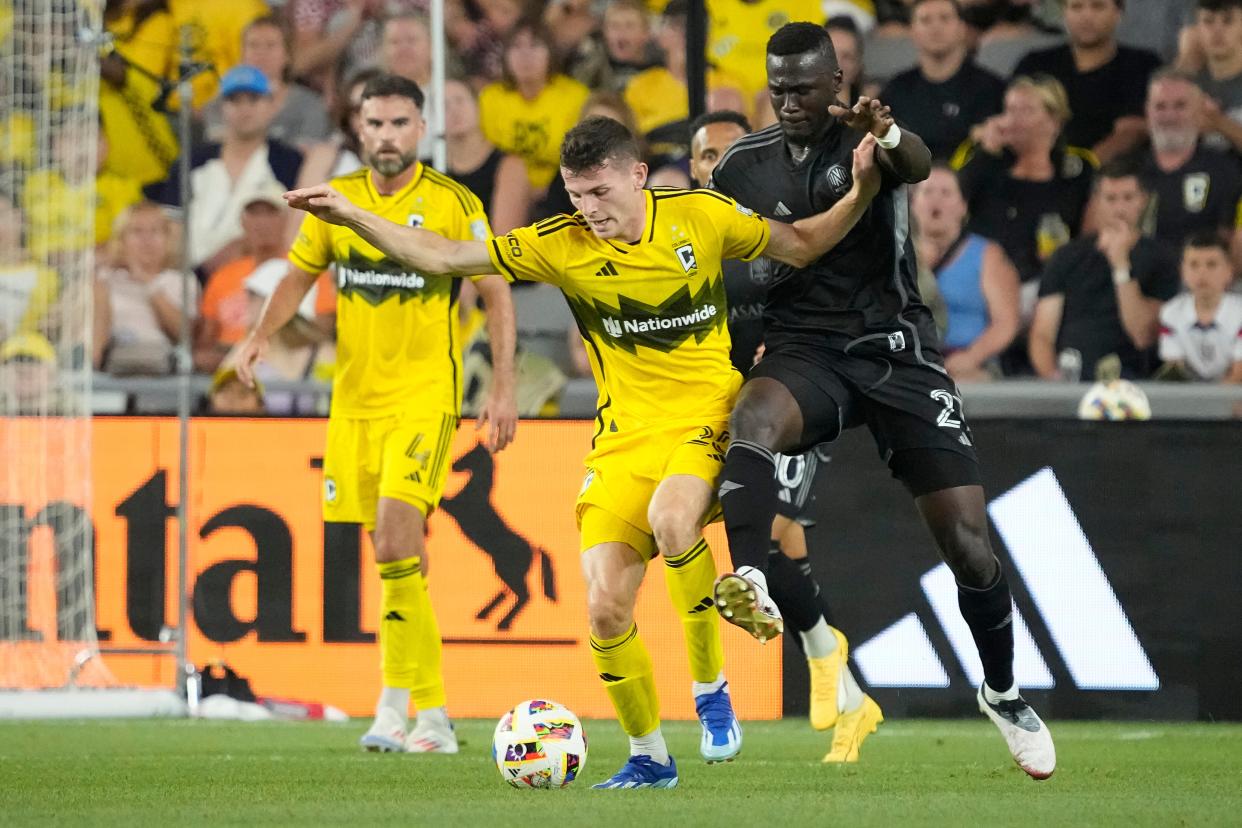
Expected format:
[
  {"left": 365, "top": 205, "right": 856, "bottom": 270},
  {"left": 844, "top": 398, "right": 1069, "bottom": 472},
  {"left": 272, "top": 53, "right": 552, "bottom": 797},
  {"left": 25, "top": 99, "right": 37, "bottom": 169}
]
[
  {"left": 800, "top": 619, "right": 837, "bottom": 659},
  {"left": 416, "top": 706, "right": 451, "bottom": 730},
  {"left": 629, "top": 725, "right": 671, "bottom": 765},
  {"left": 377, "top": 687, "right": 409, "bottom": 723},
  {"left": 737, "top": 564, "right": 769, "bottom": 594},
  {"left": 838, "top": 664, "right": 864, "bottom": 713},
  {"left": 983, "top": 682, "right": 1020, "bottom": 704},
  {"left": 692, "top": 671, "right": 727, "bottom": 697}
]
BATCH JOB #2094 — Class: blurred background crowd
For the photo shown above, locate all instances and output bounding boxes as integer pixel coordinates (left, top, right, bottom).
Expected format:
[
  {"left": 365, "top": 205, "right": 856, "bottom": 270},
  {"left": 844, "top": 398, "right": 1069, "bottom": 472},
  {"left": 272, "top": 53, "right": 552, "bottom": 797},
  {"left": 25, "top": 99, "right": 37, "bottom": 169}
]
[{"left": 4, "top": 0, "right": 1242, "bottom": 418}]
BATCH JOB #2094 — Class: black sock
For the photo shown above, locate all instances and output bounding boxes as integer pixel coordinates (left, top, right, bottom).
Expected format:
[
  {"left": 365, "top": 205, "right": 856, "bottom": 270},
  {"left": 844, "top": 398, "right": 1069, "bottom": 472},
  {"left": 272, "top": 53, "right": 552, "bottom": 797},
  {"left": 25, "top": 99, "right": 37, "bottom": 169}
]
[
  {"left": 957, "top": 565, "right": 1016, "bottom": 693},
  {"left": 766, "top": 544, "right": 825, "bottom": 634},
  {"left": 795, "top": 557, "right": 835, "bottom": 627},
  {"left": 719, "top": 440, "right": 779, "bottom": 573}
]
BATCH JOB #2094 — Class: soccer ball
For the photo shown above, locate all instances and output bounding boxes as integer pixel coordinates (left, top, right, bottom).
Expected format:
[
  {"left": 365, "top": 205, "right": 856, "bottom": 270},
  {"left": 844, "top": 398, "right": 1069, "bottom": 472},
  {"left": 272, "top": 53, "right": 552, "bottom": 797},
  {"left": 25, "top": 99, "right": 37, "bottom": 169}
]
[
  {"left": 493, "top": 699, "right": 588, "bottom": 789},
  {"left": 1077, "top": 379, "right": 1152, "bottom": 421}
]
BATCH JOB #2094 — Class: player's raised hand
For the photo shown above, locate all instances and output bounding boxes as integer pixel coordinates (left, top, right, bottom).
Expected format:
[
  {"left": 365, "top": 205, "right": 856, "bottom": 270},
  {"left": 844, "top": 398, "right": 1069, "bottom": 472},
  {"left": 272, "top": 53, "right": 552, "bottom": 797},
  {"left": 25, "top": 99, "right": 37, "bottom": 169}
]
[
  {"left": 828, "top": 96, "right": 894, "bottom": 137},
  {"left": 851, "top": 133, "right": 882, "bottom": 199},
  {"left": 283, "top": 184, "right": 358, "bottom": 226},
  {"left": 476, "top": 385, "right": 518, "bottom": 453},
  {"left": 233, "top": 332, "right": 268, "bottom": 389}
]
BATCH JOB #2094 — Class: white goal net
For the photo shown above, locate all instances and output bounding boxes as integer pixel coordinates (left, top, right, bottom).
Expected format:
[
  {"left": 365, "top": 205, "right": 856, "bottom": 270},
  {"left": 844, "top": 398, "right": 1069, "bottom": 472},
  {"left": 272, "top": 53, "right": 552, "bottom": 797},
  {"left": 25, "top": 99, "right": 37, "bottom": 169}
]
[{"left": 0, "top": 0, "right": 110, "bottom": 691}]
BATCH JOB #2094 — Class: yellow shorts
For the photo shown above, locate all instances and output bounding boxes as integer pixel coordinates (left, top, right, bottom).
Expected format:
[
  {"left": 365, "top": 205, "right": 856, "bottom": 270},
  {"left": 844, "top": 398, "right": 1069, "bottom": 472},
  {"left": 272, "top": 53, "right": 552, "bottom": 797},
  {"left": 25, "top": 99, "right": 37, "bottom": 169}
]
[
  {"left": 322, "top": 410, "right": 459, "bottom": 529},
  {"left": 576, "top": 420, "right": 730, "bottom": 561}
]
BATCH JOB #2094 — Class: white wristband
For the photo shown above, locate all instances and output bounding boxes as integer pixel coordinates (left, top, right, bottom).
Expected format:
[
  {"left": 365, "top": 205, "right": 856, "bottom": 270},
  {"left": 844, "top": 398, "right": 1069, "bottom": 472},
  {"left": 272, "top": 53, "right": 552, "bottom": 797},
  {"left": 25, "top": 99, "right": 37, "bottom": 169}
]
[
  {"left": 875, "top": 123, "right": 902, "bottom": 149},
  {"left": 1111, "top": 266, "right": 1132, "bottom": 286}
]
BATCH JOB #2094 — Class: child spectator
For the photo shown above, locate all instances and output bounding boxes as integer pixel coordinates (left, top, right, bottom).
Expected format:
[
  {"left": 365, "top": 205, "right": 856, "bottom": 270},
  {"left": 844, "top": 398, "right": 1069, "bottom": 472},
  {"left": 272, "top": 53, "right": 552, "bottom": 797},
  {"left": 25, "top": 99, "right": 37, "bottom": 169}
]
[{"left": 1158, "top": 230, "right": 1242, "bottom": 382}]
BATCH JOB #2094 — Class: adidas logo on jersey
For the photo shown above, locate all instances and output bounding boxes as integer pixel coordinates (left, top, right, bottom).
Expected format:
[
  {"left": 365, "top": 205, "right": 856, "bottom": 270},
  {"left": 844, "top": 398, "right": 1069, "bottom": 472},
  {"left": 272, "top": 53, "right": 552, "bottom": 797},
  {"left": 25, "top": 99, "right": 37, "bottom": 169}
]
[
  {"left": 595, "top": 261, "right": 619, "bottom": 277},
  {"left": 852, "top": 468, "right": 1160, "bottom": 692},
  {"left": 774, "top": 201, "right": 792, "bottom": 217}
]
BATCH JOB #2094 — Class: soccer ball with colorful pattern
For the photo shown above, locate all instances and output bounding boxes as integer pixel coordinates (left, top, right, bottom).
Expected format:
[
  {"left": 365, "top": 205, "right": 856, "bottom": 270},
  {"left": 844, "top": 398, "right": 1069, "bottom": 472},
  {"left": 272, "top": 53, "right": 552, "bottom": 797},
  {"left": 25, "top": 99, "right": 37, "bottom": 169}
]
[
  {"left": 1077, "top": 380, "right": 1152, "bottom": 421},
  {"left": 493, "top": 699, "right": 588, "bottom": 789}
]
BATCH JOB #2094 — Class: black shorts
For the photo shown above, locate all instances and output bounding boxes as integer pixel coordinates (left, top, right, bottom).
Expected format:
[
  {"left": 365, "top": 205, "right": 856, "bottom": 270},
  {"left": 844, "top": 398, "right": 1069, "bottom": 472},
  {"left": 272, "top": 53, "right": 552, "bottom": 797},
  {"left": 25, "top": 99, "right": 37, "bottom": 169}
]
[
  {"left": 748, "top": 341, "right": 980, "bottom": 496},
  {"left": 773, "top": 445, "right": 830, "bottom": 526}
]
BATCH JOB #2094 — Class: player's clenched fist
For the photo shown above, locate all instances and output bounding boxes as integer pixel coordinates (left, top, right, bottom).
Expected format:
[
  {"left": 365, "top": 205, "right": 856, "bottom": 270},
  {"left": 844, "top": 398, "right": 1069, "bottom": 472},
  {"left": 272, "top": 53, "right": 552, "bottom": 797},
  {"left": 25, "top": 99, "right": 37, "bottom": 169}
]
[{"left": 284, "top": 184, "right": 358, "bottom": 226}]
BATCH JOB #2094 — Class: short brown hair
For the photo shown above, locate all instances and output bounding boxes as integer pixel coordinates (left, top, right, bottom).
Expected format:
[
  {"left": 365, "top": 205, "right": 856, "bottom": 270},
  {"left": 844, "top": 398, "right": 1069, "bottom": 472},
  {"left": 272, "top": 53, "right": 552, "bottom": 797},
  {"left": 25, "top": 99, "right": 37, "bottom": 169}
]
[{"left": 560, "top": 116, "right": 642, "bottom": 174}]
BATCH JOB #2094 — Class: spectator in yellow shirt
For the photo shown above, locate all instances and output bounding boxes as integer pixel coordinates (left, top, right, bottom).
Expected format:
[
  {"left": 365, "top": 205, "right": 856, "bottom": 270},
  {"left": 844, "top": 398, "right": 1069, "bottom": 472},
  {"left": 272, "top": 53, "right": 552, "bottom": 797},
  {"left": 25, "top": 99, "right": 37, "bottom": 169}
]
[
  {"left": 708, "top": 0, "right": 825, "bottom": 106},
  {"left": 479, "top": 19, "right": 590, "bottom": 193},
  {"left": 624, "top": 0, "right": 748, "bottom": 165},
  {"left": 0, "top": 195, "right": 59, "bottom": 342}
]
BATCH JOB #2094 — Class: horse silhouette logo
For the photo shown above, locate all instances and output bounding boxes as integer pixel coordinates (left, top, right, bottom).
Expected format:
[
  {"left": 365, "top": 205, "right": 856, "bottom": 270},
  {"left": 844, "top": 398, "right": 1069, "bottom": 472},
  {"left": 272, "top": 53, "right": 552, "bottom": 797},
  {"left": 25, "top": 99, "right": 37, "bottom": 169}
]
[{"left": 440, "top": 443, "right": 557, "bottom": 630}]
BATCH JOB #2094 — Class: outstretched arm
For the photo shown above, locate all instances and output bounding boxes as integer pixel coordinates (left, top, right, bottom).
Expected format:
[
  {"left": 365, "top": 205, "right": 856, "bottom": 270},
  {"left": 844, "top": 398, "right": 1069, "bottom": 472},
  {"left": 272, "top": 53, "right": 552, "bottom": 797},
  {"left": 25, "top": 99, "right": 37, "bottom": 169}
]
[
  {"left": 761, "top": 134, "right": 882, "bottom": 269},
  {"left": 283, "top": 185, "right": 496, "bottom": 277},
  {"left": 829, "top": 96, "right": 931, "bottom": 183}
]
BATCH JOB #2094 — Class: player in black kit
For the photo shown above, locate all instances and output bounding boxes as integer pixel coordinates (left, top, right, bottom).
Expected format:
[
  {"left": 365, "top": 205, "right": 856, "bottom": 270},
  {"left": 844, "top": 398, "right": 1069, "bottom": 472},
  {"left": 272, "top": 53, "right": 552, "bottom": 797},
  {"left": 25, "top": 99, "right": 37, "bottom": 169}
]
[
  {"left": 690, "top": 110, "right": 882, "bottom": 762},
  {"left": 707, "top": 22, "right": 1055, "bottom": 780}
]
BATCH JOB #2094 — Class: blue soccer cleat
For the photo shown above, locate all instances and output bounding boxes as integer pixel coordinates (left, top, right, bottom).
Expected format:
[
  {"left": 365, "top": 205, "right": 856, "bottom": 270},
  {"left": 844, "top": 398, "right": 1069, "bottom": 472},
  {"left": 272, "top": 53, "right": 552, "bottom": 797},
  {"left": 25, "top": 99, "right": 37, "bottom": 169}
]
[
  {"left": 696, "top": 684, "right": 742, "bottom": 763},
  {"left": 591, "top": 755, "right": 680, "bottom": 789}
]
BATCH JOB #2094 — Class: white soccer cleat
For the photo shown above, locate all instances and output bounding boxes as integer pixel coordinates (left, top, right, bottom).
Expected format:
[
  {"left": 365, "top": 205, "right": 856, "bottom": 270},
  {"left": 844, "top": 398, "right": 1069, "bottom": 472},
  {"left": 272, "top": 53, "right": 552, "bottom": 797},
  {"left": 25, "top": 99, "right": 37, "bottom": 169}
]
[
  {"left": 713, "top": 566, "right": 784, "bottom": 643},
  {"left": 359, "top": 707, "right": 406, "bottom": 753},
  {"left": 977, "top": 685, "right": 1056, "bottom": 780},
  {"left": 403, "top": 718, "right": 459, "bottom": 754}
]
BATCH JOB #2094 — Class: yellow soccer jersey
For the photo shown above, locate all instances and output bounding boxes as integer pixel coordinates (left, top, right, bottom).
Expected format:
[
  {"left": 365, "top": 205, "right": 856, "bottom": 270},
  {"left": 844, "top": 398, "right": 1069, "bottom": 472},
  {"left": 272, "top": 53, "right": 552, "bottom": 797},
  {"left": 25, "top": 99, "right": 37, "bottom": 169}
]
[
  {"left": 478, "top": 74, "right": 591, "bottom": 190},
  {"left": 708, "top": 0, "right": 825, "bottom": 98},
  {"left": 487, "top": 188, "right": 770, "bottom": 442},
  {"left": 289, "top": 163, "right": 492, "bottom": 419}
]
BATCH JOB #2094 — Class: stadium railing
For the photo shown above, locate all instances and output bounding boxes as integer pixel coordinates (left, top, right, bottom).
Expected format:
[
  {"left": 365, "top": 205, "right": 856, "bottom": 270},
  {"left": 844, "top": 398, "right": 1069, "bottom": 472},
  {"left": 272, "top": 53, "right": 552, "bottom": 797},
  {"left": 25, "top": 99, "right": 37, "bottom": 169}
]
[{"left": 90, "top": 373, "right": 1242, "bottom": 419}]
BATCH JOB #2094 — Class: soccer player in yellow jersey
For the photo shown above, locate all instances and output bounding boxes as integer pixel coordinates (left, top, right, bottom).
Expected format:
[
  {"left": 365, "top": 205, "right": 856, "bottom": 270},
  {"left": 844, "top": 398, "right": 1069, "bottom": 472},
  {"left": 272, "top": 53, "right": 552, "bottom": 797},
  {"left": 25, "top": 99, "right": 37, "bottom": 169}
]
[
  {"left": 236, "top": 75, "right": 518, "bottom": 755},
  {"left": 284, "top": 115, "right": 880, "bottom": 788}
]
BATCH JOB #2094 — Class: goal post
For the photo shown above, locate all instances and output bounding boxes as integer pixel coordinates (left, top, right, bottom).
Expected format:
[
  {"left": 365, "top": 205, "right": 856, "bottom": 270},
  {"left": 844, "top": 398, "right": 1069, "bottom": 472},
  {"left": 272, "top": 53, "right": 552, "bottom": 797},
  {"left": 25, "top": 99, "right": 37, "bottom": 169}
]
[{"left": 0, "top": 0, "right": 184, "bottom": 716}]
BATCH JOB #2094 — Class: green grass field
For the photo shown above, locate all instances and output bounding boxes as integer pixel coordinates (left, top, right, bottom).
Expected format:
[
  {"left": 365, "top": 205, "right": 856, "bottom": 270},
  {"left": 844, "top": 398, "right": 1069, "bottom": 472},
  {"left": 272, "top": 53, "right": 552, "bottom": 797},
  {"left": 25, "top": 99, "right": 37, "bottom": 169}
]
[{"left": 3, "top": 719, "right": 1240, "bottom": 826}]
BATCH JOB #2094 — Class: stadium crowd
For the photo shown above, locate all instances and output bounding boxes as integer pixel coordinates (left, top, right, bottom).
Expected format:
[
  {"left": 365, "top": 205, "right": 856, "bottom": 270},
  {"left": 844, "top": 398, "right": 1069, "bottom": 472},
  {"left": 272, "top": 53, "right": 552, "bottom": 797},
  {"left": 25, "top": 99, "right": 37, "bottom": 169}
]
[{"left": 4, "top": 0, "right": 1242, "bottom": 417}]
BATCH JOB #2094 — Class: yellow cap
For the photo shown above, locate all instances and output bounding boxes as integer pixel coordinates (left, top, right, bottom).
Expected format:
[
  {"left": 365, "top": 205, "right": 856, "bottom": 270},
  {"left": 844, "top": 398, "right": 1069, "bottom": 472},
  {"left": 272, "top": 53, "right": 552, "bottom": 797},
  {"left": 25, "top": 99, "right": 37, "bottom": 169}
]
[
  {"left": 0, "top": 332, "right": 56, "bottom": 364},
  {"left": 210, "top": 365, "right": 264, "bottom": 400}
]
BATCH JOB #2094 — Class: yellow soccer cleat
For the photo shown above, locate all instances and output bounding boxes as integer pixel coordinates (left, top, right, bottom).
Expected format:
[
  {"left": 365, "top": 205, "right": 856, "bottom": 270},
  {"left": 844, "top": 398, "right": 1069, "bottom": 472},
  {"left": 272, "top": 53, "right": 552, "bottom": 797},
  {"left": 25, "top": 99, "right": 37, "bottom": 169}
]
[
  {"left": 821, "top": 695, "right": 883, "bottom": 764},
  {"left": 713, "top": 569, "right": 784, "bottom": 643},
  {"left": 808, "top": 627, "right": 850, "bottom": 731}
]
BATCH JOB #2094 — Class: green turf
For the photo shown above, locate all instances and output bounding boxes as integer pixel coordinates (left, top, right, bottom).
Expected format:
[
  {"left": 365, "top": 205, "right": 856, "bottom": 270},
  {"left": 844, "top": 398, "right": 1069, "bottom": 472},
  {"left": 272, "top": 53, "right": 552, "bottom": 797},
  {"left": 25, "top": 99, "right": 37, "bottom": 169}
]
[{"left": 2, "top": 718, "right": 1239, "bottom": 826}]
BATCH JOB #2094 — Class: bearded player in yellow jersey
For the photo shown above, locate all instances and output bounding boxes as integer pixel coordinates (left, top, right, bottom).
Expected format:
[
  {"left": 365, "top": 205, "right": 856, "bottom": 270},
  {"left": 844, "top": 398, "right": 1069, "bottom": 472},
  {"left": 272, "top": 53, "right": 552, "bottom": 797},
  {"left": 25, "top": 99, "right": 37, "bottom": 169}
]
[
  {"left": 236, "top": 75, "right": 518, "bottom": 755},
  {"left": 284, "top": 115, "right": 880, "bottom": 788}
]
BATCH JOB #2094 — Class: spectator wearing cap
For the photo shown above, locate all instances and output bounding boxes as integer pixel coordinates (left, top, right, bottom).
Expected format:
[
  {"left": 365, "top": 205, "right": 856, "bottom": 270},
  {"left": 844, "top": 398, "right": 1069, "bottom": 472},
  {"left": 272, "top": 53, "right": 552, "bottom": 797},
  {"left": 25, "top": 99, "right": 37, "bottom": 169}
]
[
  {"left": 0, "top": 332, "right": 59, "bottom": 415},
  {"left": 195, "top": 186, "right": 300, "bottom": 374},
  {"left": 146, "top": 65, "right": 303, "bottom": 274},
  {"left": 208, "top": 366, "right": 266, "bottom": 415},
  {"left": 203, "top": 16, "right": 332, "bottom": 149},
  {"left": 224, "top": 259, "right": 335, "bottom": 416}
]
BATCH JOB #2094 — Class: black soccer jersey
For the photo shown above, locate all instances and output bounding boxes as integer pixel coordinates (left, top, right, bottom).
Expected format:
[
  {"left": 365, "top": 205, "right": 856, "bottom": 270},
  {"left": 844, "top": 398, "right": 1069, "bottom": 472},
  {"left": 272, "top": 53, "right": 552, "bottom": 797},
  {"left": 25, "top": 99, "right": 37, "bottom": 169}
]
[
  {"left": 710, "top": 122, "right": 942, "bottom": 359},
  {"left": 722, "top": 257, "right": 766, "bottom": 375},
  {"left": 1136, "top": 143, "right": 1242, "bottom": 250},
  {"left": 880, "top": 61, "right": 1006, "bottom": 161}
]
